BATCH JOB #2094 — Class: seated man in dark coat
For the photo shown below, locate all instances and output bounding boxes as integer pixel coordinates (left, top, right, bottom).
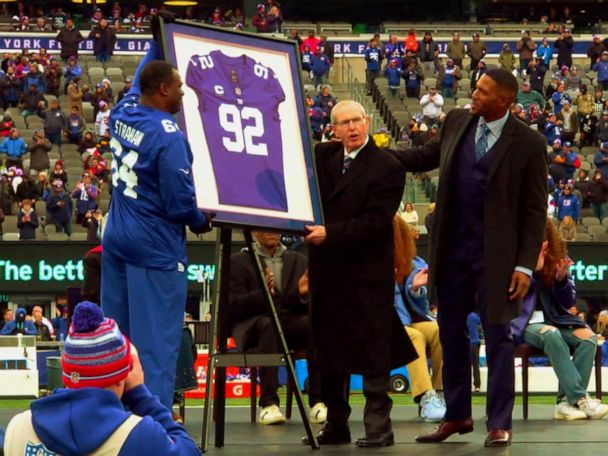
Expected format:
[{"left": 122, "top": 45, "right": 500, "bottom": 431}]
[{"left": 229, "top": 231, "right": 325, "bottom": 425}]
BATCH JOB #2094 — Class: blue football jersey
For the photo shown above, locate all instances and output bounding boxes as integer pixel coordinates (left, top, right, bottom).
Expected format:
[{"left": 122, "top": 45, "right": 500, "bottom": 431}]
[
  {"left": 186, "top": 50, "right": 288, "bottom": 212},
  {"left": 103, "top": 41, "right": 205, "bottom": 270}
]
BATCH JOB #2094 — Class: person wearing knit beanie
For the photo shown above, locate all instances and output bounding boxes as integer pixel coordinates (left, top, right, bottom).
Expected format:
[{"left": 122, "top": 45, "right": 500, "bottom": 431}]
[
  {"left": 61, "top": 301, "right": 132, "bottom": 389},
  {"left": 3, "top": 302, "right": 202, "bottom": 456}
]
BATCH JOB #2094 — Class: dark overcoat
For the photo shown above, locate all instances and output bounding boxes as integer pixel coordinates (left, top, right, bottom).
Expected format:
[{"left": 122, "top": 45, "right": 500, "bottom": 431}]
[
  {"left": 309, "top": 138, "right": 417, "bottom": 376},
  {"left": 392, "top": 109, "right": 548, "bottom": 324}
]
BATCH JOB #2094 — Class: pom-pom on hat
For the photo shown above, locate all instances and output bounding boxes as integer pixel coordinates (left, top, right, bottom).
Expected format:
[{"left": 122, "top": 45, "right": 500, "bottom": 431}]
[{"left": 61, "top": 301, "right": 131, "bottom": 389}]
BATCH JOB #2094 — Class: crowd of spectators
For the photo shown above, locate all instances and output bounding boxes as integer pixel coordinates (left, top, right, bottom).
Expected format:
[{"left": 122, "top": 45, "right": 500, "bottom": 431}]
[
  {"left": 0, "top": 304, "right": 69, "bottom": 342},
  {"left": 0, "top": 43, "right": 117, "bottom": 240},
  {"left": 0, "top": 2, "right": 254, "bottom": 34},
  {"left": 360, "top": 28, "right": 608, "bottom": 241}
]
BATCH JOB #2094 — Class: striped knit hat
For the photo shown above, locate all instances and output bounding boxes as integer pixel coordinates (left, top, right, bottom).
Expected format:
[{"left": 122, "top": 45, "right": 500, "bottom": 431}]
[{"left": 61, "top": 301, "right": 131, "bottom": 389}]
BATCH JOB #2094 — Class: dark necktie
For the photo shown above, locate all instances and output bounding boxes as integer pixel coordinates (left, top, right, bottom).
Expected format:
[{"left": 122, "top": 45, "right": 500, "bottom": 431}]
[
  {"left": 475, "top": 123, "right": 491, "bottom": 161},
  {"left": 342, "top": 156, "right": 354, "bottom": 174}
]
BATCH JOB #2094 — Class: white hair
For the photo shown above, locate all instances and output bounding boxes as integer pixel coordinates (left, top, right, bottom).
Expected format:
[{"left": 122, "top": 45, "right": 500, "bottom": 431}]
[{"left": 330, "top": 100, "right": 367, "bottom": 125}]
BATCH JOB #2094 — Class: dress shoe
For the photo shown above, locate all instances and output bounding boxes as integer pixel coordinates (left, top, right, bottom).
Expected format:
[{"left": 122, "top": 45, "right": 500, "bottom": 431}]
[
  {"left": 415, "top": 417, "right": 474, "bottom": 443},
  {"left": 355, "top": 431, "right": 395, "bottom": 448},
  {"left": 302, "top": 422, "right": 351, "bottom": 445},
  {"left": 484, "top": 429, "right": 512, "bottom": 447}
]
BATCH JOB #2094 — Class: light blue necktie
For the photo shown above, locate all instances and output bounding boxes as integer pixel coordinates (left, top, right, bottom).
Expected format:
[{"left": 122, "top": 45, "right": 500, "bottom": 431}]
[{"left": 475, "top": 124, "right": 491, "bottom": 161}]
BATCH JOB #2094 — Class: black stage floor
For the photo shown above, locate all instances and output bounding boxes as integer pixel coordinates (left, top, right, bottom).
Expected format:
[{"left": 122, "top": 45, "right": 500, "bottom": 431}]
[{"left": 2, "top": 404, "right": 607, "bottom": 455}]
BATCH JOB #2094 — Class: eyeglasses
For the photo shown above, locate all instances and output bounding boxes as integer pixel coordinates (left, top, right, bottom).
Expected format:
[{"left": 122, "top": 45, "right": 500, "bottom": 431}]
[{"left": 333, "top": 117, "right": 365, "bottom": 128}]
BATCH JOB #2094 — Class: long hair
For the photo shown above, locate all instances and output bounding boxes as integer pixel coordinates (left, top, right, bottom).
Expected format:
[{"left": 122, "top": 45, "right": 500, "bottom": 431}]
[
  {"left": 393, "top": 215, "right": 417, "bottom": 285},
  {"left": 597, "top": 312, "right": 608, "bottom": 335},
  {"left": 538, "top": 218, "right": 568, "bottom": 285}
]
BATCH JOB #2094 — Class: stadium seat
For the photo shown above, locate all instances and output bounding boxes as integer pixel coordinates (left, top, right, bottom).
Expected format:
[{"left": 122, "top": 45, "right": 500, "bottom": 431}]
[
  {"left": 602, "top": 217, "right": 608, "bottom": 226},
  {"left": 456, "top": 98, "right": 472, "bottom": 107},
  {"left": 576, "top": 224, "right": 587, "bottom": 234},
  {"left": 47, "top": 232, "right": 69, "bottom": 241},
  {"left": 594, "top": 233, "right": 608, "bottom": 242},
  {"left": 70, "top": 232, "right": 88, "bottom": 241},
  {"left": 585, "top": 153, "right": 597, "bottom": 163},
  {"left": 2, "top": 232, "right": 20, "bottom": 241},
  {"left": 582, "top": 217, "right": 601, "bottom": 227},
  {"left": 35, "top": 200, "right": 46, "bottom": 214},
  {"left": 3, "top": 215, "right": 18, "bottom": 231},
  {"left": 587, "top": 225, "right": 607, "bottom": 237},
  {"left": 423, "top": 77, "right": 436, "bottom": 89},
  {"left": 106, "top": 67, "right": 124, "bottom": 79},
  {"left": 82, "top": 105, "right": 95, "bottom": 124},
  {"left": 516, "top": 342, "right": 602, "bottom": 419},
  {"left": 575, "top": 233, "right": 592, "bottom": 241}
]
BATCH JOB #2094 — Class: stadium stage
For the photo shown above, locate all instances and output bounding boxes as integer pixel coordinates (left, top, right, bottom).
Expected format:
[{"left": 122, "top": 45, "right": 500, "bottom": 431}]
[{"left": 2, "top": 403, "right": 604, "bottom": 455}]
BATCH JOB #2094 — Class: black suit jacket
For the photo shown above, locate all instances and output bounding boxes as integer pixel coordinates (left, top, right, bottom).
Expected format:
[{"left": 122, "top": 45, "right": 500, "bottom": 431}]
[
  {"left": 392, "top": 109, "right": 548, "bottom": 324},
  {"left": 309, "top": 137, "right": 417, "bottom": 375},
  {"left": 228, "top": 248, "right": 307, "bottom": 352}
]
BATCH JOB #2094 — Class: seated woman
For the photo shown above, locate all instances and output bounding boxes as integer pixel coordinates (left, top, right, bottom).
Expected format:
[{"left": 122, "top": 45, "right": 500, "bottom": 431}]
[
  {"left": 392, "top": 216, "right": 445, "bottom": 422},
  {"left": 511, "top": 219, "right": 608, "bottom": 420}
]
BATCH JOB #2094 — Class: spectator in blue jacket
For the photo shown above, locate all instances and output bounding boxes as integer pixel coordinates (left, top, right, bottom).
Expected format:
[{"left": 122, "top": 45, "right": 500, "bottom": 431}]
[
  {"left": 0, "top": 67, "right": 22, "bottom": 110},
  {"left": 314, "top": 84, "right": 336, "bottom": 119},
  {"left": 364, "top": 39, "right": 383, "bottom": 95},
  {"left": 511, "top": 220, "right": 608, "bottom": 420},
  {"left": 593, "top": 51, "right": 608, "bottom": 90},
  {"left": 17, "top": 198, "right": 39, "bottom": 240},
  {"left": 301, "top": 45, "right": 313, "bottom": 72},
  {"left": 310, "top": 45, "right": 330, "bottom": 91},
  {"left": 594, "top": 142, "right": 608, "bottom": 178},
  {"left": 557, "top": 184, "right": 580, "bottom": 221},
  {"left": 306, "top": 96, "right": 324, "bottom": 140},
  {"left": 0, "top": 128, "right": 28, "bottom": 169},
  {"left": 393, "top": 216, "right": 445, "bottom": 423},
  {"left": 51, "top": 307, "right": 69, "bottom": 342},
  {"left": 0, "top": 307, "right": 37, "bottom": 335},
  {"left": 537, "top": 37, "right": 553, "bottom": 66},
  {"left": 23, "top": 64, "right": 46, "bottom": 94},
  {"left": 544, "top": 114, "right": 563, "bottom": 146},
  {"left": 402, "top": 60, "right": 424, "bottom": 99},
  {"left": 384, "top": 58, "right": 402, "bottom": 97},
  {"left": 46, "top": 179, "right": 73, "bottom": 235},
  {"left": 62, "top": 57, "right": 83, "bottom": 94},
  {"left": 552, "top": 82, "right": 571, "bottom": 114},
  {"left": 71, "top": 173, "right": 98, "bottom": 224},
  {"left": 3, "top": 301, "right": 202, "bottom": 455}
]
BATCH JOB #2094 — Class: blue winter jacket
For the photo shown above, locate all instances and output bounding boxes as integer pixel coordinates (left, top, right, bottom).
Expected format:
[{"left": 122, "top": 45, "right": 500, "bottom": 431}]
[
  {"left": 384, "top": 66, "right": 402, "bottom": 87},
  {"left": 510, "top": 273, "right": 584, "bottom": 344},
  {"left": 310, "top": 53, "right": 330, "bottom": 77},
  {"left": 394, "top": 256, "right": 434, "bottom": 326},
  {"left": 557, "top": 193, "right": 580, "bottom": 221},
  {"left": 593, "top": 60, "right": 608, "bottom": 82},
  {"left": 0, "top": 137, "right": 28, "bottom": 158},
  {"left": 24, "top": 385, "right": 201, "bottom": 455},
  {"left": 0, "top": 308, "right": 37, "bottom": 335}
]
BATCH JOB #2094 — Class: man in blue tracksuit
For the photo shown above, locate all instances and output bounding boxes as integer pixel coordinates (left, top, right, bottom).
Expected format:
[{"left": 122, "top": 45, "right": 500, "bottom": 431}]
[{"left": 101, "top": 32, "right": 212, "bottom": 408}]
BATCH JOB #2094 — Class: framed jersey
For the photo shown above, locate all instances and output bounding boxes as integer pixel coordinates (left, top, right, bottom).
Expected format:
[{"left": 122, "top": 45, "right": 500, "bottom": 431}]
[{"left": 162, "top": 20, "right": 323, "bottom": 233}]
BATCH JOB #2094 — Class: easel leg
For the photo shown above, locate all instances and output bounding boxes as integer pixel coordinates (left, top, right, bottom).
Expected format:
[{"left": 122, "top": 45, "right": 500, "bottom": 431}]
[
  {"left": 243, "top": 229, "right": 319, "bottom": 449},
  {"left": 201, "top": 227, "right": 232, "bottom": 451}
]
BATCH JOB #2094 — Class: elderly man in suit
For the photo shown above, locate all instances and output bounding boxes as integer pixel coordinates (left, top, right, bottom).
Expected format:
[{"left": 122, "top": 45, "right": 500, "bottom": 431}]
[
  {"left": 390, "top": 69, "right": 548, "bottom": 447},
  {"left": 228, "top": 231, "right": 325, "bottom": 426},
  {"left": 305, "top": 100, "right": 417, "bottom": 448}
]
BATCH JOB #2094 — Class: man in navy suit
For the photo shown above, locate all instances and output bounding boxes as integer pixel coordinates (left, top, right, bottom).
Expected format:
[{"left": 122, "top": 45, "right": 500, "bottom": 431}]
[{"left": 390, "top": 69, "right": 548, "bottom": 447}]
